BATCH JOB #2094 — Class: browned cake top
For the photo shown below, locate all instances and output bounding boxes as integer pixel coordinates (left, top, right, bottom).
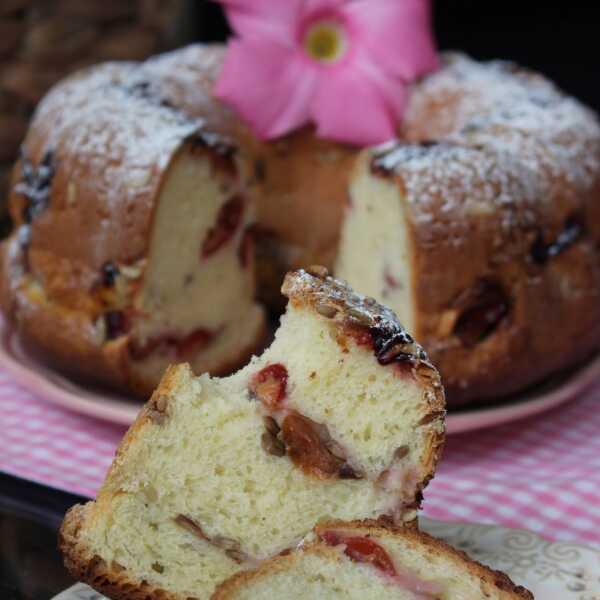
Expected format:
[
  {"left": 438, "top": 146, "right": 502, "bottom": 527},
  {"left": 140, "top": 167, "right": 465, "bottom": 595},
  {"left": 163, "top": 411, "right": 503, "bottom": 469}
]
[
  {"left": 282, "top": 267, "right": 432, "bottom": 370},
  {"left": 10, "top": 48, "right": 236, "bottom": 275},
  {"left": 373, "top": 53, "right": 600, "bottom": 210}
]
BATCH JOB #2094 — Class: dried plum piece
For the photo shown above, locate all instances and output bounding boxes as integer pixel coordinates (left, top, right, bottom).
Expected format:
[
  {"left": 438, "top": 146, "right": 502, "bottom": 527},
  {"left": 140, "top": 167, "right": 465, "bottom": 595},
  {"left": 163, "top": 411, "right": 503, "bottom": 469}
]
[
  {"left": 280, "top": 411, "right": 363, "bottom": 480},
  {"left": 452, "top": 280, "right": 510, "bottom": 347}
]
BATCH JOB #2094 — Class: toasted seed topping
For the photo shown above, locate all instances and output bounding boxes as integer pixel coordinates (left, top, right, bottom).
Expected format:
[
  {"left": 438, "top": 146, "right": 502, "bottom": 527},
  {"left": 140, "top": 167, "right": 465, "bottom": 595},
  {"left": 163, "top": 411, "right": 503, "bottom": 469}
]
[
  {"left": 418, "top": 411, "right": 446, "bottom": 426},
  {"left": 174, "top": 514, "right": 209, "bottom": 541},
  {"left": 315, "top": 301, "right": 338, "bottom": 319}
]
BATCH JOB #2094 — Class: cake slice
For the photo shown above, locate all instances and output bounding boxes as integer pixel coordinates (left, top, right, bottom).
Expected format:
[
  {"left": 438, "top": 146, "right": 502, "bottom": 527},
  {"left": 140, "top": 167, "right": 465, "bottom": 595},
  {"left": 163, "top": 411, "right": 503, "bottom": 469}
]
[
  {"left": 214, "top": 520, "right": 533, "bottom": 600},
  {"left": 60, "top": 268, "right": 444, "bottom": 600}
]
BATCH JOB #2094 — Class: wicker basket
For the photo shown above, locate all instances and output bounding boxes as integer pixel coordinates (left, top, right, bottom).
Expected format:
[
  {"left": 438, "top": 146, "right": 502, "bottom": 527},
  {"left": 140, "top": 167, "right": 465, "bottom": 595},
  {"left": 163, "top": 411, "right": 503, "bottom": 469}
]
[{"left": 0, "top": 0, "right": 190, "bottom": 227}]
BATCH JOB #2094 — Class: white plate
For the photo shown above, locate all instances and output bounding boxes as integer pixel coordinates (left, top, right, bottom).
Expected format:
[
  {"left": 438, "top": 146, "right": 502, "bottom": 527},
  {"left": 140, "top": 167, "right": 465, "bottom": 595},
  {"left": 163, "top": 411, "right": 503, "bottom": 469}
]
[
  {"left": 52, "top": 518, "right": 600, "bottom": 599},
  {"left": 1, "top": 315, "right": 599, "bottom": 434}
]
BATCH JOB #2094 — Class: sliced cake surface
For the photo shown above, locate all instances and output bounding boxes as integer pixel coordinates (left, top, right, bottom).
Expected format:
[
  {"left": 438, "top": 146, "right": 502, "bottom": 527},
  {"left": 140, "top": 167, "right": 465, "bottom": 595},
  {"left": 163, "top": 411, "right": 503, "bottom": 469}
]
[
  {"left": 60, "top": 269, "right": 444, "bottom": 600},
  {"left": 336, "top": 53, "right": 600, "bottom": 407},
  {"left": 214, "top": 520, "right": 533, "bottom": 600}
]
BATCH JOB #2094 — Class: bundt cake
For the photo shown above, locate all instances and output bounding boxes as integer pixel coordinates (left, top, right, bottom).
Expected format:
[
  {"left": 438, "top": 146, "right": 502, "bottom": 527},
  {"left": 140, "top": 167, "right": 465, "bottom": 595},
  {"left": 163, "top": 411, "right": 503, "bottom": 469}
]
[
  {"left": 2, "top": 44, "right": 599, "bottom": 405},
  {"left": 59, "top": 269, "right": 445, "bottom": 600},
  {"left": 213, "top": 520, "right": 532, "bottom": 600}
]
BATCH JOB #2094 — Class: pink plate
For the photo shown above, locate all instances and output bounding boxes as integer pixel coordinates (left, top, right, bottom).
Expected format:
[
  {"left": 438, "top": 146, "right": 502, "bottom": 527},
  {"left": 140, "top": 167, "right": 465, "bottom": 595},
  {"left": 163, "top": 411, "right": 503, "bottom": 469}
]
[{"left": 1, "top": 315, "right": 599, "bottom": 433}]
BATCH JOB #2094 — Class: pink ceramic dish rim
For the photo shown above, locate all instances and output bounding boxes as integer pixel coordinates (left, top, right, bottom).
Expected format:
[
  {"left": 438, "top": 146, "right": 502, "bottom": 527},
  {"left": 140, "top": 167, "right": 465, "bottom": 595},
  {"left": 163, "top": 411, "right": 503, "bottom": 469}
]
[{"left": 1, "top": 315, "right": 599, "bottom": 434}]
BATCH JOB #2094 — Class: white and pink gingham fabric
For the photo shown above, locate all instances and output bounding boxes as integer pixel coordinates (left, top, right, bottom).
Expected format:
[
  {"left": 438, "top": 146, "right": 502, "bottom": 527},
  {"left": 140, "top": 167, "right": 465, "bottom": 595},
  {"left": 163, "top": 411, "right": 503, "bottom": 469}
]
[{"left": 1, "top": 366, "right": 599, "bottom": 547}]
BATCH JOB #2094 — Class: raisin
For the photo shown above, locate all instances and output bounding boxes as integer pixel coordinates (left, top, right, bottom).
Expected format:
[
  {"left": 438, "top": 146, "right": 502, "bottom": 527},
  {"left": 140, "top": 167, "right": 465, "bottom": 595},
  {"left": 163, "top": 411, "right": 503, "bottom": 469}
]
[
  {"left": 104, "top": 311, "right": 128, "bottom": 340},
  {"left": 261, "top": 430, "right": 286, "bottom": 457},
  {"left": 280, "top": 412, "right": 344, "bottom": 479},
  {"left": 101, "top": 262, "right": 119, "bottom": 287}
]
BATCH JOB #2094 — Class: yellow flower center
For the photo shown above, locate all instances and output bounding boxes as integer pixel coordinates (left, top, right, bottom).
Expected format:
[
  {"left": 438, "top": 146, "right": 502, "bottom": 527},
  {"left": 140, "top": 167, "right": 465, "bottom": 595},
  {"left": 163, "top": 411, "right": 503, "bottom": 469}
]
[{"left": 304, "top": 21, "right": 346, "bottom": 63}]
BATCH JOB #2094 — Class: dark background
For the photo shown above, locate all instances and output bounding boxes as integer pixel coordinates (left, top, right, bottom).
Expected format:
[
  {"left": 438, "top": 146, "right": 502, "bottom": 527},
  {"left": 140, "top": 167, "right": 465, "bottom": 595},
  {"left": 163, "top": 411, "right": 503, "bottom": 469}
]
[{"left": 195, "top": 0, "right": 600, "bottom": 112}]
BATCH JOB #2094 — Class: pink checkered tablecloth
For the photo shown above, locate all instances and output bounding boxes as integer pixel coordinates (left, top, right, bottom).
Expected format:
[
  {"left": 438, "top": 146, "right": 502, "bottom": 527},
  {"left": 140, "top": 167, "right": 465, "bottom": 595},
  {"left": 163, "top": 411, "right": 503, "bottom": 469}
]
[{"left": 1, "top": 366, "right": 599, "bottom": 547}]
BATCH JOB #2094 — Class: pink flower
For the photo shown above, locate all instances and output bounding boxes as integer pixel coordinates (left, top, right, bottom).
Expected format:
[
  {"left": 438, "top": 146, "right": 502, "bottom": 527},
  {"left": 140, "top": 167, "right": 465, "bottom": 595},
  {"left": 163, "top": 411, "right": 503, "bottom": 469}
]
[{"left": 214, "top": 0, "right": 439, "bottom": 146}]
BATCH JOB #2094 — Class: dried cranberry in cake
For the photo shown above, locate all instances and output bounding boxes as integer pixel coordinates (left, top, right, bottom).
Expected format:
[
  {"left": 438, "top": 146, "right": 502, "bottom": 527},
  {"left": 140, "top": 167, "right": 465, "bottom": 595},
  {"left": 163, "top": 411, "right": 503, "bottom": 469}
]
[
  {"left": 453, "top": 280, "right": 510, "bottom": 348},
  {"left": 320, "top": 532, "right": 397, "bottom": 579},
  {"left": 319, "top": 530, "right": 442, "bottom": 596},
  {"left": 201, "top": 195, "right": 244, "bottom": 258},
  {"left": 248, "top": 363, "right": 288, "bottom": 409},
  {"left": 176, "top": 328, "right": 215, "bottom": 359}
]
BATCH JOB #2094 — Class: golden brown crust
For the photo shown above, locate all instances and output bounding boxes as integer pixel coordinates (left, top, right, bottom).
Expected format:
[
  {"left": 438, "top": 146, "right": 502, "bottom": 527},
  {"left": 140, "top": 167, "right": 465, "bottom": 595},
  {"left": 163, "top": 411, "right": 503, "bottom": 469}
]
[
  {"left": 59, "top": 367, "right": 193, "bottom": 600},
  {"left": 393, "top": 55, "right": 600, "bottom": 406},
  {"left": 213, "top": 519, "right": 533, "bottom": 600},
  {"left": 372, "top": 141, "right": 600, "bottom": 406},
  {"left": 60, "top": 505, "right": 183, "bottom": 600},
  {"left": 316, "top": 520, "right": 533, "bottom": 600}
]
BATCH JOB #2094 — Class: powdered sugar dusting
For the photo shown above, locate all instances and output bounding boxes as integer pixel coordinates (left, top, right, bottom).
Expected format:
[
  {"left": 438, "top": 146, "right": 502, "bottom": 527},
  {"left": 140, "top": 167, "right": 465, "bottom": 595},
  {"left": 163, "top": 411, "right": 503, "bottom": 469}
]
[
  {"left": 381, "top": 53, "right": 600, "bottom": 215},
  {"left": 372, "top": 142, "right": 541, "bottom": 236},
  {"left": 19, "top": 61, "right": 214, "bottom": 268}
]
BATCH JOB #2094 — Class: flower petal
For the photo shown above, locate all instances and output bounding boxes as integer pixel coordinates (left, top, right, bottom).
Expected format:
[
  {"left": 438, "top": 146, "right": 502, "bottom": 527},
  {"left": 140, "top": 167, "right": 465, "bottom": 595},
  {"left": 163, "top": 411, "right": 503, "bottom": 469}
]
[
  {"left": 218, "top": 0, "right": 303, "bottom": 44},
  {"left": 214, "top": 38, "right": 317, "bottom": 139},
  {"left": 354, "top": 51, "right": 409, "bottom": 126},
  {"left": 299, "top": 0, "right": 347, "bottom": 20},
  {"left": 310, "top": 66, "right": 403, "bottom": 146},
  {"left": 343, "top": 0, "right": 439, "bottom": 80}
]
